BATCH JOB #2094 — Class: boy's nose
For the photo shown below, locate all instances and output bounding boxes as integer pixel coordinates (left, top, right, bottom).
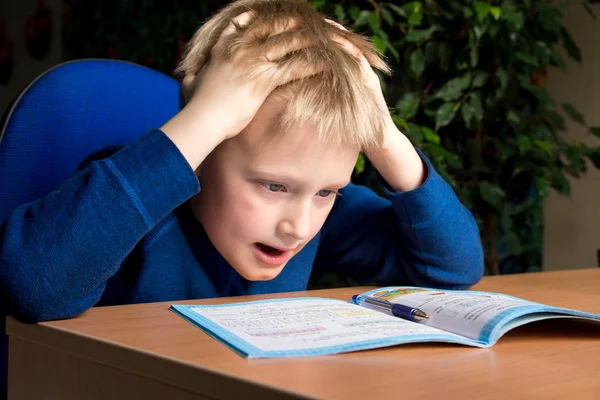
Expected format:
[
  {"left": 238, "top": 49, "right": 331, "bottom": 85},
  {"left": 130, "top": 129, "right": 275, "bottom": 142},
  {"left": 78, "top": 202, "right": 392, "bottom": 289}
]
[{"left": 278, "top": 208, "right": 311, "bottom": 241}]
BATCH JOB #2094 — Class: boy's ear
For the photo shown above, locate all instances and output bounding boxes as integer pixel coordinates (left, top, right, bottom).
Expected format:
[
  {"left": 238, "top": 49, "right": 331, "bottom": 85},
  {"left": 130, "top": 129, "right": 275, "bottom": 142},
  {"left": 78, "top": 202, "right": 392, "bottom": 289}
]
[{"left": 181, "top": 73, "right": 196, "bottom": 104}]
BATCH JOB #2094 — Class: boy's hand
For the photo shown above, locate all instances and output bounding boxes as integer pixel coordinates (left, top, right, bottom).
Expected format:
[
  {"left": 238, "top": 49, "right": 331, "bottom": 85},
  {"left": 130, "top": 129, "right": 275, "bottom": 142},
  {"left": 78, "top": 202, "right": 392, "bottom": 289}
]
[
  {"left": 162, "top": 12, "right": 321, "bottom": 170},
  {"left": 326, "top": 19, "right": 392, "bottom": 125},
  {"left": 328, "top": 21, "right": 426, "bottom": 192}
]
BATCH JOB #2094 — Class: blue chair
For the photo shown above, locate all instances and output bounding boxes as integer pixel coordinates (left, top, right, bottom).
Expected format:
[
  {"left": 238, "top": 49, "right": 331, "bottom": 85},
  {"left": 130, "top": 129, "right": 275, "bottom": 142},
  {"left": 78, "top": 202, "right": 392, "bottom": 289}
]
[
  {"left": 0, "top": 58, "right": 182, "bottom": 395},
  {"left": 0, "top": 58, "right": 182, "bottom": 223}
]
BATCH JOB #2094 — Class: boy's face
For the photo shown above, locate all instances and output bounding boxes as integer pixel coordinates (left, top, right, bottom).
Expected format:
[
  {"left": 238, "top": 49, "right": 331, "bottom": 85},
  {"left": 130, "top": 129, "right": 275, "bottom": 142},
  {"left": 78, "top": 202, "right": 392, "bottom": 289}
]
[{"left": 193, "top": 101, "right": 359, "bottom": 281}]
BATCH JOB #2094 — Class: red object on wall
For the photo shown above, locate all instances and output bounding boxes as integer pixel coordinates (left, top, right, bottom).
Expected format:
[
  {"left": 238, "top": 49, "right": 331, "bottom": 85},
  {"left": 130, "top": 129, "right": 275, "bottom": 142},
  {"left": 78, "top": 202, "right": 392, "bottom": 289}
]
[
  {"left": 25, "top": 0, "right": 52, "bottom": 60},
  {"left": 0, "top": 19, "right": 14, "bottom": 84}
]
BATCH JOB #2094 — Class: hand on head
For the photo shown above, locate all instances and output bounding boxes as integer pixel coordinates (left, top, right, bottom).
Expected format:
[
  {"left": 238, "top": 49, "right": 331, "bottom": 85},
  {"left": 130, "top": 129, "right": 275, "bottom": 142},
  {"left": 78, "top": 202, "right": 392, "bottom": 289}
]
[
  {"left": 181, "top": 11, "right": 325, "bottom": 142},
  {"left": 162, "top": 0, "right": 391, "bottom": 171}
]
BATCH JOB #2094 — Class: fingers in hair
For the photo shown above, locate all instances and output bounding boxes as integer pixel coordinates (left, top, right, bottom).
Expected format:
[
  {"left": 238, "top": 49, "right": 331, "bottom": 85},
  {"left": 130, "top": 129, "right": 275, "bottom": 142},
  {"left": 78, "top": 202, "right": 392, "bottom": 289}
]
[
  {"left": 221, "top": 11, "right": 255, "bottom": 38},
  {"left": 324, "top": 18, "right": 348, "bottom": 31},
  {"left": 275, "top": 50, "right": 326, "bottom": 84},
  {"left": 263, "top": 31, "right": 313, "bottom": 62}
]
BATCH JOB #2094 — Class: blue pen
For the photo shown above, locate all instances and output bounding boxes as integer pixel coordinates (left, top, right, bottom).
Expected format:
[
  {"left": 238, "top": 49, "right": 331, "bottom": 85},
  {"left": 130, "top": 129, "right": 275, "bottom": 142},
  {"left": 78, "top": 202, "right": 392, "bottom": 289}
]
[{"left": 352, "top": 294, "right": 429, "bottom": 323}]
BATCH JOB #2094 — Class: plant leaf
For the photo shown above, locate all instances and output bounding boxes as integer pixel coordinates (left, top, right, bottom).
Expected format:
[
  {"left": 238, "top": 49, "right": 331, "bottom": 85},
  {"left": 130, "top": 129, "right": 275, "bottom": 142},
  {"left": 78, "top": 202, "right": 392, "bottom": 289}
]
[
  {"left": 534, "top": 177, "right": 550, "bottom": 198},
  {"left": 461, "top": 103, "right": 474, "bottom": 128},
  {"left": 516, "top": 52, "right": 539, "bottom": 67},
  {"left": 538, "top": 3, "right": 561, "bottom": 35},
  {"left": 334, "top": 5, "right": 345, "bottom": 22},
  {"left": 405, "top": 27, "right": 437, "bottom": 42},
  {"left": 311, "top": 0, "right": 325, "bottom": 10},
  {"left": 354, "top": 10, "right": 371, "bottom": 26},
  {"left": 472, "top": 71, "right": 489, "bottom": 88},
  {"left": 404, "top": 1, "right": 423, "bottom": 26},
  {"left": 479, "top": 181, "right": 506, "bottom": 211},
  {"left": 547, "top": 111, "right": 566, "bottom": 131},
  {"left": 367, "top": 12, "right": 381, "bottom": 31},
  {"left": 549, "top": 48, "right": 566, "bottom": 70},
  {"left": 469, "top": 92, "right": 484, "bottom": 121},
  {"left": 392, "top": 114, "right": 409, "bottom": 131},
  {"left": 372, "top": 36, "right": 387, "bottom": 54},
  {"left": 516, "top": 136, "right": 532, "bottom": 153},
  {"left": 561, "top": 27, "right": 581, "bottom": 62},
  {"left": 435, "top": 102, "right": 457, "bottom": 131},
  {"left": 381, "top": 8, "right": 394, "bottom": 26},
  {"left": 402, "top": 1, "right": 422, "bottom": 14},
  {"left": 410, "top": 48, "right": 425, "bottom": 76},
  {"left": 422, "top": 126, "right": 440, "bottom": 144},
  {"left": 590, "top": 127, "right": 600, "bottom": 137},
  {"left": 586, "top": 147, "right": 600, "bottom": 168},
  {"left": 383, "top": 37, "right": 400, "bottom": 61},
  {"left": 396, "top": 92, "right": 420, "bottom": 121},
  {"left": 562, "top": 103, "right": 586, "bottom": 125},
  {"left": 349, "top": 6, "right": 361, "bottom": 22},
  {"left": 387, "top": 3, "right": 407, "bottom": 18},
  {"left": 501, "top": 2, "right": 524, "bottom": 31},
  {"left": 408, "top": 11, "right": 423, "bottom": 26},
  {"left": 474, "top": 2, "right": 491, "bottom": 20},
  {"left": 490, "top": 6, "right": 502, "bottom": 20},
  {"left": 468, "top": 31, "right": 479, "bottom": 67},
  {"left": 460, "top": 92, "right": 484, "bottom": 128},
  {"left": 496, "top": 67, "right": 509, "bottom": 91},
  {"left": 507, "top": 110, "right": 520, "bottom": 123},
  {"left": 354, "top": 153, "right": 366, "bottom": 174},
  {"left": 534, "top": 139, "right": 552, "bottom": 155},
  {"left": 405, "top": 123, "right": 424, "bottom": 143},
  {"left": 435, "top": 74, "right": 471, "bottom": 101},
  {"left": 549, "top": 171, "right": 570, "bottom": 195}
]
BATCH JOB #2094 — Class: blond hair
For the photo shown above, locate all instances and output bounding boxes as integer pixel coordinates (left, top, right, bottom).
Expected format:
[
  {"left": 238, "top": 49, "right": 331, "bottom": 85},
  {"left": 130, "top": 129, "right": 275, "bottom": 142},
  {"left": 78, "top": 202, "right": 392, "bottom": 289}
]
[{"left": 176, "top": 0, "right": 391, "bottom": 148}]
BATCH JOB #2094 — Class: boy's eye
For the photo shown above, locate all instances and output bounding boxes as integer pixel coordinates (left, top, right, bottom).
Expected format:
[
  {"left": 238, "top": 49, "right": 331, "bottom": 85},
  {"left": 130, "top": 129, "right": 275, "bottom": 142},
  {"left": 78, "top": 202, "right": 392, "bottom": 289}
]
[
  {"left": 264, "top": 183, "right": 285, "bottom": 192},
  {"left": 317, "top": 190, "right": 336, "bottom": 198}
]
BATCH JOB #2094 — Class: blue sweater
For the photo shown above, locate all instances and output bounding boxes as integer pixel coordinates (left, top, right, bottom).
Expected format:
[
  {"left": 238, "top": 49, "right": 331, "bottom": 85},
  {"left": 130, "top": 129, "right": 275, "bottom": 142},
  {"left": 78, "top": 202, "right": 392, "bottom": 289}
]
[{"left": 0, "top": 129, "right": 483, "bottom": 388}]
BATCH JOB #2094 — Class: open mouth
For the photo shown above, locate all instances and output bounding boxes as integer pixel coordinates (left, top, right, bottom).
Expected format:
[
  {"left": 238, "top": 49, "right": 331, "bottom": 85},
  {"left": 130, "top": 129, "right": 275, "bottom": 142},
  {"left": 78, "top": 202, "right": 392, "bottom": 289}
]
[
  {"left": 252, "top": 243, "right": 292, "bottom": 266},
  {"left": 255, "top": 243, "right": 284, "bottom": 256}
]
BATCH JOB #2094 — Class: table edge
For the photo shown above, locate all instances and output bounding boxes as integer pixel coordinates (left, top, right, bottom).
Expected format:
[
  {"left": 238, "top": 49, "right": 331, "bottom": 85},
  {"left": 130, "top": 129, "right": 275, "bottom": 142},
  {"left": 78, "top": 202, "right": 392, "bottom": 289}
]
[{"left": 6, "top": 316, "right": 313, "bottom": 400}]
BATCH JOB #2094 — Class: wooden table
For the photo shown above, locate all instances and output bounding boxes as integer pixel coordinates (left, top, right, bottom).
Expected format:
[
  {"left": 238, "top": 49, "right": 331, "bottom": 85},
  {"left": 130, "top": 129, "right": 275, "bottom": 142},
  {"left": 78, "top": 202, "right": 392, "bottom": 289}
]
[{"left": 6, "top": 269, "right": 600, "bottom": 400}]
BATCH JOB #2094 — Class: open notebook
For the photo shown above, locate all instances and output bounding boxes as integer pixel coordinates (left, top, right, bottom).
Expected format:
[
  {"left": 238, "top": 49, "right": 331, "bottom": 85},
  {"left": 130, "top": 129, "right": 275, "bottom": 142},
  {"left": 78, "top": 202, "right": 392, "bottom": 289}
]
[{"left": 170, "top": 286, "right": 600, "bottom": 358}]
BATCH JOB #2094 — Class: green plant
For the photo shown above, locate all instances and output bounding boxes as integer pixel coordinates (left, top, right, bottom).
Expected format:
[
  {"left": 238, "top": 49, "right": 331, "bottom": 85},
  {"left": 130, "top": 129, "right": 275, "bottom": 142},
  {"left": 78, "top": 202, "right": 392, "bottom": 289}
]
[
  {"left": 314, "top": 0, "right": 600, "bottom": 275},
  {"left": 63, "top": 0, "right": 600, "bottom": 277}
]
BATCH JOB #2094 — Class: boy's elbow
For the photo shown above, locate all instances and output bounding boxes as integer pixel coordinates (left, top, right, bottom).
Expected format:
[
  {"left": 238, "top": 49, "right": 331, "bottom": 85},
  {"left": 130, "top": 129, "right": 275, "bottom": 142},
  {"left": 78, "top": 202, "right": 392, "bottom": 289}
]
[
  {"left": 3, "top": 285, "right": 68, "bottom": 323},
  {"left": 8, "top": 294, "right": 91, "bottom": 323},
  {"left": 421, "top": 243, "right": 484, "bottom": 290},
  {"left": 1, "top": 269, "right": 53, "bottom": 323},
  {"left": 10, "top": 305, "right": 55, "bottom": 324},
  {"left": 1, "top": 255, "right": 101, "bottom": 323},
  {"left": 448, "top": 244, "right": 485, "bottom": 289},
  {"left": 1, "top": 273, "right": 99, "bottom": 323},
  {"left": 444, "top": 216, "right": 485, "bottom": 289},
  {"left": 456, "top": 256, "right": 484, "bottom": 289}
]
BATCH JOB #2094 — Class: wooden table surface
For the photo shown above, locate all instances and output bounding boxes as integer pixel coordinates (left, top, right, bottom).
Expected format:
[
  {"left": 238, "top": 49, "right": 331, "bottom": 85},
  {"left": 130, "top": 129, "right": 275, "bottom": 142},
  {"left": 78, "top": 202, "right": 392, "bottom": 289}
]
[{"left": 7, "top": 268, "right": 600, "bottom": 400}]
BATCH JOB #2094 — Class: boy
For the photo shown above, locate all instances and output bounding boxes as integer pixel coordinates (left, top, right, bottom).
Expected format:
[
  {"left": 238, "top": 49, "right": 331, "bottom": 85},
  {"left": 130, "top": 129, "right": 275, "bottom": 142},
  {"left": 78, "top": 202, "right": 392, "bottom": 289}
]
[{"left": 0, "top": 0, "right": 483, "bottom": 340}]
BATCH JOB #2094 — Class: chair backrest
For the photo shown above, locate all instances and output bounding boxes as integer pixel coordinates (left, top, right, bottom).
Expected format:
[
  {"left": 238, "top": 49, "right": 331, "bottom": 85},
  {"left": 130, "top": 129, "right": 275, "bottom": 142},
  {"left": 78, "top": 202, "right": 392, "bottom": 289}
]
[{"left": 0, "top": 59, "right": 181, "bottom": 224}]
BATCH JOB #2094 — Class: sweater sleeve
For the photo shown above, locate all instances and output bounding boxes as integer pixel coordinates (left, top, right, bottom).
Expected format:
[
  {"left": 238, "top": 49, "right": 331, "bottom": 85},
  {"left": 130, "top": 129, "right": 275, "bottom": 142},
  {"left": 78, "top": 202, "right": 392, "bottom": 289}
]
[
  {"left": 314, "top": 150, "right": 484, "bottom": 289},
  {"left": 0, "top": 129, "right": 199, "bottom": 322}
]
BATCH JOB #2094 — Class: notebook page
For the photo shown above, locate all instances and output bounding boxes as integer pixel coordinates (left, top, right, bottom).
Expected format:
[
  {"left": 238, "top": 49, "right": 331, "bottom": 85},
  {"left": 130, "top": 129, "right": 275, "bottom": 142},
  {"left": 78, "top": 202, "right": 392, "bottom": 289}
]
[
  {"left": 178, "top": 298, "right": 468, "bottom": 354},
  {"left": 359, "top": 287, "right": 534, "bottom": 341}
]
